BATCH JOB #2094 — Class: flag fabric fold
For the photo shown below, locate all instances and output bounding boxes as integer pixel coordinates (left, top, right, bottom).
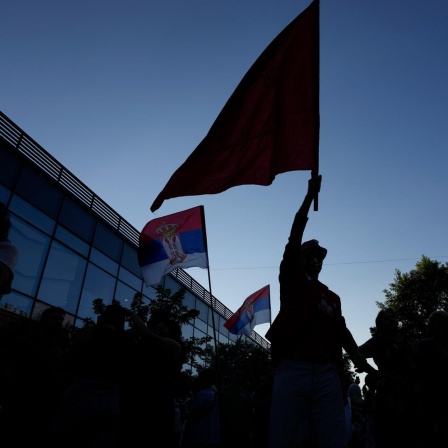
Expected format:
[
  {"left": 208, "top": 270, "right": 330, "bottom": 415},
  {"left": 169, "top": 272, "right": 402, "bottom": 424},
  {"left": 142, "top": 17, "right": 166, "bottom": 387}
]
[
  {"left": 224, "top": 285, "right": 271, "bottom": 336},
  {"left": 151, "top": 0, "right": 319, "bottom": 212},
  {"left": 138, "top": 206, "right": 208, "bottom": 286}
]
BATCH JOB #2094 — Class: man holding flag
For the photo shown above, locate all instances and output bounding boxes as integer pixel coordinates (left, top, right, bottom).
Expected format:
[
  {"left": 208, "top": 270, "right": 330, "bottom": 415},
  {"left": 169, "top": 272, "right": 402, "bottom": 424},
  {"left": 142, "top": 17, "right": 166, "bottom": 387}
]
[{"left": 265, "top": 175, "right": 376, "bottom": 448}]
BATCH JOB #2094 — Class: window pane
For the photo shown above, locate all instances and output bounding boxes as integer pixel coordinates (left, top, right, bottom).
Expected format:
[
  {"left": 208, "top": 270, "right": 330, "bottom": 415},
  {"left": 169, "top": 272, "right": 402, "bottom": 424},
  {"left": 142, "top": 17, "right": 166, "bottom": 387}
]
[
  {"left": 228, "top": 332, "right": 238, "bottom": 343},
  {"left": 194, "top": 328, "right": 206, "bottom": 340},
  {"left": 195, "top": 298, "right": 209, "bottom": 324},
  {"left": 118, "top": 267, "right": 142, "bottom": 291},
  {"left": 194, "top": 317, "right": 208, "bottom": 334},
  {"left": 140, "top": 291, "right": 155, "bottom": 304},
  {"left": 121, "top": 243, "right": 141, "bottom": 277},
  {"left": 183, "top": 290, "right": 196, "bottom": 312},
  {"left": 59, "top": 197, "right": 95, "bottom": 242},
  {"left": 163, "top": 275, "right": 184, "bottom": 291},
  {"left": 208, "top": 325, "right": 217, "bottom": 338},
  {"left": 214, "top": 312, "right": 226, "bottom": 333},
  {"left": 9, "top": 195, "right": 55, "bottom": 235},
  {"left": 0, "top": 184, "right": 11, "bottom": 204},
  {"left": 182, "top": 324, "right": 194, "bottom": 340},
  {"left": 15, "top": 165, "right": 63, "bottom": 218},
  {"left": 1, "top": 291, "right": 33, "bottom": 318},
  {"left": 37, "top": 241, "right": 87, "bottom": 314},
  {"left": 55, "top": 225, "right": 90, "bottom": 257},
  {"left": 78, "top": 264, "right": 116, "bottom": 320},
  {"left": 93, "top": 222, "right": 123, "bottom": 262},
  {"left": 218, "top": 331, "right": 228, "bottom": 344},
  {"left": 114, "top": 281, "right": 138, "bottom": 308},
  {"left": 90, "top": 248, "right": 118, "bottom": 276},
  {"left": 8, "top": 216, "right": 50, "bottom": 296},
  {"left": 0, "top": 143, "right": 22, "bottom": 188}
]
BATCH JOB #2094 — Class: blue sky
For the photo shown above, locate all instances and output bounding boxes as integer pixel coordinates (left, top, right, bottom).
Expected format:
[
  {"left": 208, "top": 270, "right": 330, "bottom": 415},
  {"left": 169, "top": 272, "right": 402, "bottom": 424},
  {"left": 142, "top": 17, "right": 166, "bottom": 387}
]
[{"left": 2, "top": 0, "right": 448, "bottom": 363}]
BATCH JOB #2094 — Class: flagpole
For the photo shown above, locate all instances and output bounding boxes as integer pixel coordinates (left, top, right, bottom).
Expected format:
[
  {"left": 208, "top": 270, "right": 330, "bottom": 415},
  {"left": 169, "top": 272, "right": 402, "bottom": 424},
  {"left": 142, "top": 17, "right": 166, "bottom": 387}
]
[
  {"left": 200, "top": 207, "right": 222, "bottom": 387},
  {"left": 312, "top": 0, "right": 320, "bottom": 212},
  {"left": 206, "top": 268, "right": 224, "bottom": 390},
  {"left": 207, "top": 269, "right": 219, "bottom": 358},
  {"left": 268, "top": 284, "right": 272, "bottom": 326}
]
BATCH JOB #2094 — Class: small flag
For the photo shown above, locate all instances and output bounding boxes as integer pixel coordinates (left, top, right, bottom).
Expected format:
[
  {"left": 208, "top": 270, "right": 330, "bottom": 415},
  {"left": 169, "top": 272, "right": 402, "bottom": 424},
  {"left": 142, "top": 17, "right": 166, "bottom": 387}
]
[
  {"left": 224, "top": 285, "right": 271, "bottom": 336},
  {"left": 138, "top": 206, "right": 208, "bottom": 286},
  {"left": 150, "top": 0, "right": 319, "bottom": 212}
]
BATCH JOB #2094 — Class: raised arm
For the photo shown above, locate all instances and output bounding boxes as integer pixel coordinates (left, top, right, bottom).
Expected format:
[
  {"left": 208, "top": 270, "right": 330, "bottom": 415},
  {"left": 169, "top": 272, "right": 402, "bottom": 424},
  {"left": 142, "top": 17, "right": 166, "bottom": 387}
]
[
  {"left": 288, "top": 174, "right": 322, "bottom": 246},
  {"left": 123, "top": 308, "right": 182, "bottom": 363}
]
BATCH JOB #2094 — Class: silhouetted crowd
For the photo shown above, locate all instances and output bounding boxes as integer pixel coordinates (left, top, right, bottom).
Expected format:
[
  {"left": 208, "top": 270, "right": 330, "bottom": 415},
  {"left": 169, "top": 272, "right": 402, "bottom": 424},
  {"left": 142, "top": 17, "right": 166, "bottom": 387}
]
[
  {"left": 1, "top": 191, "right": 448, "bottom": 448},
  {"left": 0, "top": 303, "right": 447, "bottom": 448},
  {"left": 0, "top": 303, "right": 270, "bottom": 448}
]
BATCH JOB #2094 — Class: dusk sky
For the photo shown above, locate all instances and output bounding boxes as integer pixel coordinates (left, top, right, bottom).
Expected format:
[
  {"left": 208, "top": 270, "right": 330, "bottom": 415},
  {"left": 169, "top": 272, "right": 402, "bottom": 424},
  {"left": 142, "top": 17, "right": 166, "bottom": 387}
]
[{"left": 2, "top": 0, "right": 448, "bottom": 374}]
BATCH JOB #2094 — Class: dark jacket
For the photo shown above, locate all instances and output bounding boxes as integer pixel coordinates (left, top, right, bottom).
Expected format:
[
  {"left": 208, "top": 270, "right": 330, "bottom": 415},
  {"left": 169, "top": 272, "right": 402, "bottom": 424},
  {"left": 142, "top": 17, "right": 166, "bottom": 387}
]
[{"left": 266, "top": 205, "right": 359, "bottom": 365}]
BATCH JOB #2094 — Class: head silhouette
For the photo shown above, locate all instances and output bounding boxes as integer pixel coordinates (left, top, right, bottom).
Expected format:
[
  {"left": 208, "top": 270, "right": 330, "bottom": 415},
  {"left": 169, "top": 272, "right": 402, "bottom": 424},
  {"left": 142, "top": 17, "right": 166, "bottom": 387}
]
[{"left": 300, "top": 239, "right": 327, "bottom": 279}]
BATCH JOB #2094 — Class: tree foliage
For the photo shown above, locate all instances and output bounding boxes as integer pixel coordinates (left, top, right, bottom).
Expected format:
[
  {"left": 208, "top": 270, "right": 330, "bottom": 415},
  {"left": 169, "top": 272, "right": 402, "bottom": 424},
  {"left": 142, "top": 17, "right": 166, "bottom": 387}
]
[
  {"left": 202, "top": 338, "right": 272, "bottom": 387},
  {"left": 87, "top": 286, "right": 213, "bottom": 374},
  {"left": 85, "top": 285, "right": 360, "bottom": 384},
  {"left": 376, "top": 255, "right": 448, "bottom": 341}
]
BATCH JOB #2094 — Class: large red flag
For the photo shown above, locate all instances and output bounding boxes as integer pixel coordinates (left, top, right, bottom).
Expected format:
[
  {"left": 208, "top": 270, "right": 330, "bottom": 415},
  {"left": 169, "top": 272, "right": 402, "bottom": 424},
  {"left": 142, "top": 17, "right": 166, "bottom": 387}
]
[{"left": 151, "top": 0, "right": 319, "bottom": 212}]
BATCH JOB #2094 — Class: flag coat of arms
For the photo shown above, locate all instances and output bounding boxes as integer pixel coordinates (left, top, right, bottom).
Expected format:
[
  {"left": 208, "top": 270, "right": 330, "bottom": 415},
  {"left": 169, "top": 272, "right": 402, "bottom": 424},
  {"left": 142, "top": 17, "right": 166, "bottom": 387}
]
[
  {"left": 224, "top": 285, "right": 271, "bottom": 336},
  {"left": 151, "top": 0, "right": 319, "bottom": 212},
  {"left": 138, "top": 206, "right": 208, "bottom": 286}
]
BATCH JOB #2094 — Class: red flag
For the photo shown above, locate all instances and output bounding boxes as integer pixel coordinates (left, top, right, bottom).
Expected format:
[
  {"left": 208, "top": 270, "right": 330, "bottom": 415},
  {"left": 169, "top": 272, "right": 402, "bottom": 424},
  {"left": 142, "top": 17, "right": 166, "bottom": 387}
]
[{"left": 151, "top": 0, "right": 319, "bottom": 212}]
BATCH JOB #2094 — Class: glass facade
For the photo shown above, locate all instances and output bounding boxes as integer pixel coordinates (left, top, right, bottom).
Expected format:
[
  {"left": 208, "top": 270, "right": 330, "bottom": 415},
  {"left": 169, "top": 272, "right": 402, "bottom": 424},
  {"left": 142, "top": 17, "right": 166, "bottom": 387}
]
[{"left": 0, "top": 112, "right": 269, "bottom": 368}]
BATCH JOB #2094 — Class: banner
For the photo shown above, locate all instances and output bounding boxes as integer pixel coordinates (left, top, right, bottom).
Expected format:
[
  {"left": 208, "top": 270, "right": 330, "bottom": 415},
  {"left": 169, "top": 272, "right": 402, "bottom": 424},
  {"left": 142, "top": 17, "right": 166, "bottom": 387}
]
[
  {"left": 151, "top": 0, "right": 320, "bottom": 212},
  {"left": 224, "top": 285, "right": 271, "bottom": 336},
  {"left": 138, "top": 206, "right": 208, "bottom": 285}
]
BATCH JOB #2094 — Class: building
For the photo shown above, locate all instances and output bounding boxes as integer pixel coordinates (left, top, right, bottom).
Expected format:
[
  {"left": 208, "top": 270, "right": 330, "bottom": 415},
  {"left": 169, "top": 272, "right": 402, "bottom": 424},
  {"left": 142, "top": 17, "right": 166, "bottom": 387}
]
[{"left": 0, "top": 111, "right": 269, "bottom": 371}]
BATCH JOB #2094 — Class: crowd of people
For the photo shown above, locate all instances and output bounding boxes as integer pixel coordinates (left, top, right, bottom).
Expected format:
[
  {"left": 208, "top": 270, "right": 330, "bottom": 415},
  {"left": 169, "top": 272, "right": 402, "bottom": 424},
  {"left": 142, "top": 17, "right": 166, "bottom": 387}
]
[
  {"left": 1, "top": 181, "right": 448, "bottom": 448},
  {"left": 0, "top": 299, "right": 271, "bottom": 448}
]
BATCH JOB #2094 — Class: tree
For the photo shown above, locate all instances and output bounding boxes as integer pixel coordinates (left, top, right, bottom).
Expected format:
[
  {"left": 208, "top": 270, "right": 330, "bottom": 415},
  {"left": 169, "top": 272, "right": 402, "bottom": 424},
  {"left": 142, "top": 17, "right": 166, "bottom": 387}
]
[
  {"left": 376, "top": 255, "right": 448, "bottom": 341},
  {"left": 85, "top": 286, "right": 358, "bottom": 384},
  {"left": 87, "top": 286, "right": 213, "bottom": 375},
  {"left": 202, "top": 338, "right": 272, "bottom": 388}
]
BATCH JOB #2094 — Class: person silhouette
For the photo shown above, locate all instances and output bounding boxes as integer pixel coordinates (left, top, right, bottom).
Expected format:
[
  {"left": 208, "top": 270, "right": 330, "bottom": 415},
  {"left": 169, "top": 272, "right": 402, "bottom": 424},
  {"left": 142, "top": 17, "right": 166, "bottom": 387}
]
[
  {"left": 53, "top": 304, "right": 136, "bottom": 448},
  {"left": 0, "top": 202, "right": 18, "bottom": 301},
  {"left": 266, "top": 175, "right": 375, "bottom": 448},
  {"left": 0, "top": 306, "right": 68, "bottom": 448},
  {"left": 220, "top": 369, "right": 253, "bottom": 447},
  {"left": 182, "top": 367, "right": 221, "bottom": 448},
  {"left": 347, "top": 381, "right": 367, "bottom": 448},
  {"left": 415, "top": 310, "right": 448, "bottom": 448},
  {"left": 251, "top": 367, "right": 274, "bottom": 448},
  {"left": 359, "top": 308, "right": 423, "bottom": 448},
  {"left": 119, "top": 308, "right": 184, "bottom": 448}
]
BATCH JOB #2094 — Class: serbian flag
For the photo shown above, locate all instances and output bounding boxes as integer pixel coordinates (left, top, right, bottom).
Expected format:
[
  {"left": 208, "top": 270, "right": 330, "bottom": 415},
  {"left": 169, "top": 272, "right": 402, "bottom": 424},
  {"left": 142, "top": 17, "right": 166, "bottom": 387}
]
[
  {"left": 151, "top": 0, "right": 319, "bottom": 212},
  {"left": 138, "top": 206, "right": 209, "bottom": 286},
  {"left": 224, "top": 285, "right": 271, "bottom": 336}
]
